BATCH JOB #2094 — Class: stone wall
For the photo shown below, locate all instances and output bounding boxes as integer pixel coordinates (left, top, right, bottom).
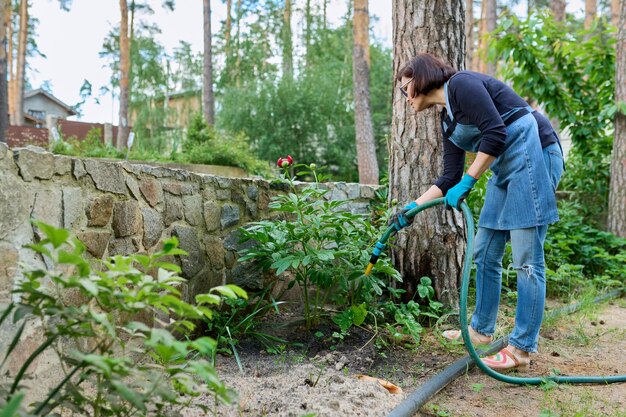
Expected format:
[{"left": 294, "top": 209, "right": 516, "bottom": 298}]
[
  {"left": 0, "top": 142, "right": 382, "bottom": 403},
  {"left": 0, "top": 142, "right": 380, "bottom": 305}
]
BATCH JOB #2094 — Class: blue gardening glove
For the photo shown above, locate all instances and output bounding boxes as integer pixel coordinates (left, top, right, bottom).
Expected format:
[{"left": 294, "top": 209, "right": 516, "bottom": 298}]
[
  {"left": 444, "top": 174, "right": 477, "bottom": 210},
  {"left": 391, "top": 201, "right": 418, "bottom": 231}
]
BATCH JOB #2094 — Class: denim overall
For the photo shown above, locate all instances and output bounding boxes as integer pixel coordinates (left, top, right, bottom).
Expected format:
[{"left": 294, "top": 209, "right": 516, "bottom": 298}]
[{"left": 442, "top": 80, "right": 564, "bottom": 352}]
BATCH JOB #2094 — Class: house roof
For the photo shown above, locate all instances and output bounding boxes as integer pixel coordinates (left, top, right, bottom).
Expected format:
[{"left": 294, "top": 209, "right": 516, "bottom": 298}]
[{"left": 24, "top": 89, "right": 77, "bottom": 116}]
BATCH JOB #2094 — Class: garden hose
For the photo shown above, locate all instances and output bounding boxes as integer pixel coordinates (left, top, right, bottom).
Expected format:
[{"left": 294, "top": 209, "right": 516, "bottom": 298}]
[{"left": 366, "top": 197, "right": 626, "bottom": 385}]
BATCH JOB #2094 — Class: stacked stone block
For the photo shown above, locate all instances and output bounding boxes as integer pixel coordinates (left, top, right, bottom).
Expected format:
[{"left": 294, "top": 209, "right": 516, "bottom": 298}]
[{"left": 0, "top": 143, "right": 380, "bottom": 304}]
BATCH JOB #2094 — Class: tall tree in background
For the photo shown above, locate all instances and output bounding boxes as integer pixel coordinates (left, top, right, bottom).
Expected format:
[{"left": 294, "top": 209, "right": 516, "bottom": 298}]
[
  {"left": 282, "top": 0, "right": 292, "bottom": 79},
  {"left": 0, "top": 0, "right": 8, "bottom": 141},
  {"left": 117, "top": 0, "right": 131, "bottom": 150},
  {"left": 478, "top": 0, "right": 496, "bottom": 75},
  {"left": 11, "top": 0, "right": 27, "bottom": 126},
  {"left": 585, "top": 0, "right": 597, "bottom": 29},
  {"left": 352, "top": 0, "right": 378, "bottom": 184},
  {"left": 224, "top": 0, "right": 231, "bottom": 53},
  {"left": 234, "top": 0, "right": 242, "bottom": 86},
  {"left": 304, "top": 0, "right": 312, "bottom": 66},
  {"left": 612, "top": 0, "right": 620, "bottom": 26},
  {"left": 5, "top": 0, "right": 12, "bottom": 124},
  {"left": 466, "top": 0, "right": 474, "bottom": 70},
  {"left": 390, "top": 0, "right": 466, "bottom": 306},
  {"left": 608, "top": 0, "right": 625, "bottom": 237},
  {"left": 551, "top": 0, "right": 567, "bottom": 22},
  {"left": 203, "top": 0, "right": 215, "bottom": 125}
]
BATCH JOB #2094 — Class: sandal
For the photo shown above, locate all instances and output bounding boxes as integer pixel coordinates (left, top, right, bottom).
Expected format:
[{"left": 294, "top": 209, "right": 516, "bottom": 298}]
[
  {"left": 481, "top": 348, "right": 530, "bottom": 372},
  {"left": 442, "top": 327, "right": 492, "bottom": 345}
]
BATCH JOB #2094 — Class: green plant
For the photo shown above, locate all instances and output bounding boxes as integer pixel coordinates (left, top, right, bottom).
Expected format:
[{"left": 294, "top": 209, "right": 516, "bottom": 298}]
[
  {"left": 0, "top": 221, "right": 246, "bottom": 416},
  {"left": 380, "top": 301, "right": 425, "bottom": 347},
  {"left": 204, "top": 286, "right": 288, "bottom": 369},
  {"left": 416, "top": 277, "right": 444, "bottom": 321},
  {"left": 51, "top": 127, "right": 125, "bottom": 159},
  {"left": 181, "top": 114, "right": 269, "bottom": 175},
  {"left": 238, "top": 161, "right": 402, "bottom": 329},
  {"left": 544, "top": 201, "right": 626, "bottom": 298},
  {"left": 470, "top": 383, "right": 484, "bottom": 393}
]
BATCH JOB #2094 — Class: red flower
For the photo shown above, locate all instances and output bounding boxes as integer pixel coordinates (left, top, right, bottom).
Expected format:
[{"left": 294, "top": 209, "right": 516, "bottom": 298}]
[{"left": 277, "top": 155, "right": 294, "bottom": 168}]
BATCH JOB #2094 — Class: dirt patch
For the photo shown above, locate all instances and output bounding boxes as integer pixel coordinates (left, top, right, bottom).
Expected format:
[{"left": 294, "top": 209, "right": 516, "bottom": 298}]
[
  {"left": 182, "top": 299, "right": 626, "bottom": 417},
  {"left": 420, "top": 300, "right": 626, "bottom": 417}
]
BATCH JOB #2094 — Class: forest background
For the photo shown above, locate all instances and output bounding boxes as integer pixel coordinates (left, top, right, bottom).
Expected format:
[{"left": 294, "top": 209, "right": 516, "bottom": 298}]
[{"left": 1, "top": 0, "right": 626, "bottom": 415}]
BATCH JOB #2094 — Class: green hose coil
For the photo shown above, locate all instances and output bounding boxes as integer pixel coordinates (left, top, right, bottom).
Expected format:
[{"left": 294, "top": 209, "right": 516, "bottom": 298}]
[{"left": 370, "top": 198, "right": 626, "bottom": 385}]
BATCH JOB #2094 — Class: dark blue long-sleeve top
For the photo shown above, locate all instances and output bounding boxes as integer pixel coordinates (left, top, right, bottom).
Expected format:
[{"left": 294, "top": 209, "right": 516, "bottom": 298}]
[{"left": 434, "top": 71, "right": 559, "bottom": 195}]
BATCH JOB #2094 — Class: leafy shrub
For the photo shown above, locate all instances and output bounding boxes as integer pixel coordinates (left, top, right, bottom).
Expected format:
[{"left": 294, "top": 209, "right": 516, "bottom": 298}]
[
  {"left": 0, "top": 222, "right": 245, "bottom": 416},
  {"left": 51, "top": 127, "right": 125, "bottom": 159},
  {"left": 237, "top": 162, "right": 402, "bottom": 330},
  {"left": 544, "top": 201, "right": 626, "bottom": 297},
  {"left": 181, "top": 114, "right": 269, "bottom": 175}
]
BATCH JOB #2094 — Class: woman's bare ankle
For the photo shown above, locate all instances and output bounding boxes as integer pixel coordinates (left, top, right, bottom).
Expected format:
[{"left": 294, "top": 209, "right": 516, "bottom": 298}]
[
  {"left": 468, "top": 326, "right": 492, "bottom": 343},
  {"left": 506, "top": 344, "right": 530, "bottom": 358}
]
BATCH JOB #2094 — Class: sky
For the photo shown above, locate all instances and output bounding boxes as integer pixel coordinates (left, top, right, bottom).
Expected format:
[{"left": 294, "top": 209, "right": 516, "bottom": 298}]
[
  {"left": 27, "top": 1, "right": 586, "bottom": 125},
  {"left": 27, "top": 1, "right": 393, "bottom": 124}
]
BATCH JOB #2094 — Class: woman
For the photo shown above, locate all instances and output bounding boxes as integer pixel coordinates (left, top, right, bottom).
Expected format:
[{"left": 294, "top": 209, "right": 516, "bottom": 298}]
[{"left": 393, "top": 53, "right": 564, "bottom": 371}]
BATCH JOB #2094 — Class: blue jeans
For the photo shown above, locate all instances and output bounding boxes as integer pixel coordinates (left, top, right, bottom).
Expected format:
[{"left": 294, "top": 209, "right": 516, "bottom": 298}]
[
  {"left": 469, "top": 142, "right": 563, "bottom": 353},
  {"left": 470, "top": 225, "right": 548, "bottom": 352}
]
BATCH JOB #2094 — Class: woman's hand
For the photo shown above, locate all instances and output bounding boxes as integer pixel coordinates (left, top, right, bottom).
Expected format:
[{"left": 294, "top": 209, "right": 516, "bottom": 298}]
[{"left": 444, "top": 174, "right": 477, "bottom": 210}]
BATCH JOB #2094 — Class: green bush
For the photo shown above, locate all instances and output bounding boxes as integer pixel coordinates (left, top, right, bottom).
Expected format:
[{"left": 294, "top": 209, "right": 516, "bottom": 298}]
[
  {"left": 237, "top": 162, "right": 402, "bottom": 330},
  {"left": 544, "top": 201, "right": 626, "bottom": 297},
  {"left": 0, "top": 222, "right": 246, "bottom": 416},
  {"left": 51, "top": 127, "right": 125, "bottom": 159},
  {"left": 234, "top": 163, "right": 445, "bottom": 349},
  {"left": 181, "top": 114, "right": 270, "bottom": 175}
]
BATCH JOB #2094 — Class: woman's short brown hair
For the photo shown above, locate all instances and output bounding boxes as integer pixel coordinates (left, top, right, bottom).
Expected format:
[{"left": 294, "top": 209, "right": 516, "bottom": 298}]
[{"left": 397, "top": 53, "right": 457, "bottom": 98}]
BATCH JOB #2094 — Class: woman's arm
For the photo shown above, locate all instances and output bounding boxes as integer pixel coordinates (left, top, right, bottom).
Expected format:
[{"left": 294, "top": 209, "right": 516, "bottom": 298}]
[
  {"left": 411, "top": 151, "right": 494, "bottom": 206},
  {"left": 415, "top": 185, "right": 444, "bottom": 205},
  {"left": 466, "top": 152, "right": 496, "bottom": 180}
]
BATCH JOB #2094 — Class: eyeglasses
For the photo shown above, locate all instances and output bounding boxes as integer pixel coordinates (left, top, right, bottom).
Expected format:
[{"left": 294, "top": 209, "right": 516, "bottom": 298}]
[{"left": 399, "top": 78, "right": 413, "bottom": 98}]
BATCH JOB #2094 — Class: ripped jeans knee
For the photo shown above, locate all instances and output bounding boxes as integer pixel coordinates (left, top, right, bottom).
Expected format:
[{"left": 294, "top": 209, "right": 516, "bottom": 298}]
[{"left": 514, "top": 263, "right": 544, "bottom": 282}]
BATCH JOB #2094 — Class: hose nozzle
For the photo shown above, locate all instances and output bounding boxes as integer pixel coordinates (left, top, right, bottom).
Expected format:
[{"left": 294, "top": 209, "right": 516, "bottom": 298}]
[{"left": 365, "top": 241, "right": 386, "bottom": 275}]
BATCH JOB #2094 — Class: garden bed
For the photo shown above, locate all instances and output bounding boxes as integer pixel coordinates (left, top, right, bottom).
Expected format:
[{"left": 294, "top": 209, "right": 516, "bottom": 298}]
[{"left": 181, "top": 298, "right": 626, "bottom": 417}]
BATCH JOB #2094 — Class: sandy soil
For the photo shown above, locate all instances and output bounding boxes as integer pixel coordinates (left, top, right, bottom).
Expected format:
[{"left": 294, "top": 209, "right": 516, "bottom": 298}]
[
  {"left": 182, "top": 298, "right": 626, "bottom": 417},
  {"left": 420, "top": 300, "right": 626, "bottom": 417}
]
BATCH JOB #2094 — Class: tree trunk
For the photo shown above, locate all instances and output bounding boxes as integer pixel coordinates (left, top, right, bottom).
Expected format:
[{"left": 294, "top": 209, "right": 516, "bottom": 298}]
[
  {"left": 225, "top": 0, "right": 231, "bottom": 52},
  {"left": 117, "top": 0, "right": 130, "bottom": 150},
  {"left": 465, "top": 0, "right": 474, "bottom": 70},
  {"left": 390, "top": 0, "right": 466, "bottom": 307},
  {"left": 6, "top": 0, "right": 13, "bottom": 123},
  {"left": 478, "top": 0, "right": 496, "bottom": 75},
  {"left": 585, "top": 0, "right": 597, "bottom": 30},
  {"left": 235, "top": 0, "right": 241, "bottom": 87},
  {"left": 203, "top": 0, "right": 214, "bottom": 125},
  {"left": 551, "top": 0, "right": 566, "bottom": 22},
  {"left": 472, "top": 0, "right": 482, "bottom": 72},
  {"left": 323, "top": 0, "right": 328, "bottom": 29},
  {"left": 282, "top": 0, "right": 293, "bottom": 79},
  {"left": 608, "top": 0, "right": 626, "bottom": 237},
  {"left": 0, "top": 0, "right": 9, "bottom": 140},
  {"left": 612, "top": 0, "right": 620, "bottom": 27},
  {"left": 13, "top": 0, "right": 27, "bottom": 126},
  {"left": 304, "top": 0, "right": 311, "bottom": 66},
  {"left": 352, "top": 0, "right": 379, "bottom": 185}
]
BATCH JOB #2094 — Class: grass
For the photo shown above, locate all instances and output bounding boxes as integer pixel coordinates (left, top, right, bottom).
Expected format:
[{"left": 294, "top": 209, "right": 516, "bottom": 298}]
[{"left": 541, "top": 386, "right": 626, "bottom": 417}]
